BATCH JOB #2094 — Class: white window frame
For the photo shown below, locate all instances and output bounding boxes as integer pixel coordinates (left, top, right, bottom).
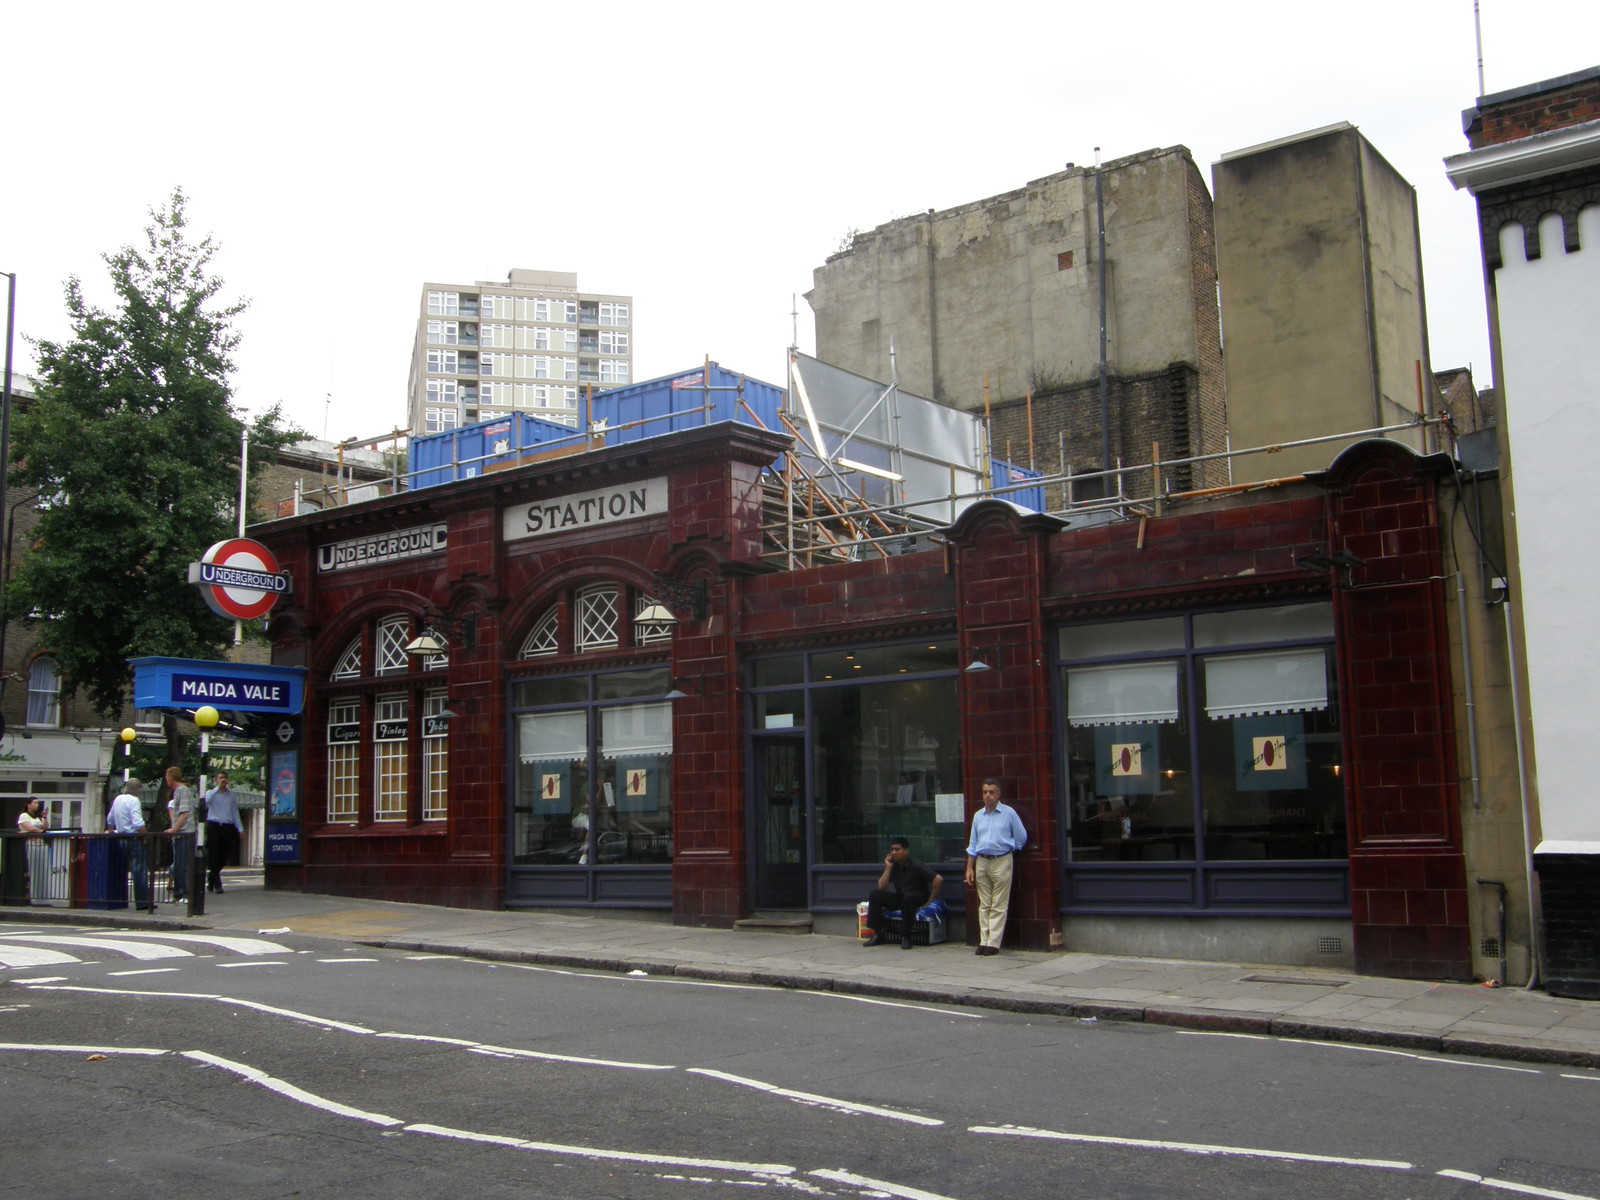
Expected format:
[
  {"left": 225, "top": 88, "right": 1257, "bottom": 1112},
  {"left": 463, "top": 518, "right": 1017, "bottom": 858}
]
[
  {"left": 374, "top": 693, "right": 409, "bottom": 822},
  {"left": 426, "top": 348, "right": 459, "bottom": 375},
  {"left": 427, "top": 291, "right": 460, "bottom": 316},
  {"left": 423, "top": 689, "right": 449, "bottom": 821},
  {"left": 375, "top": 615, "right": 411, "bottom": 675},
  {"left": 427, "top": 320, "right": 459, "bottom": 345},
  {"left": 575, "top": 584, "right": 619, "bottom": 652},
  {"left": 26, "top": 658, "right": 61, "bottom": 728},
  {"left": 327, "top": 697, "right": 360, "bottom": 824},
  {"left": 520, "top": 608, "right": 560, "bottom": 658},
  {"left": 599, "top": 302, "right": 629, "bottom": 327},
  {"left": 331, "top": 637, "right": 363, "bottom": 681}
]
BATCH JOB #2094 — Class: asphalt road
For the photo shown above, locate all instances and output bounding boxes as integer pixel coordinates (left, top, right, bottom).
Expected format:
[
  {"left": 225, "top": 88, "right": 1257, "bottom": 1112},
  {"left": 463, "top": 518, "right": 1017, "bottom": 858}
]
[{"left": 4, "top": 920, "right": 1600, "bottom": 1200}]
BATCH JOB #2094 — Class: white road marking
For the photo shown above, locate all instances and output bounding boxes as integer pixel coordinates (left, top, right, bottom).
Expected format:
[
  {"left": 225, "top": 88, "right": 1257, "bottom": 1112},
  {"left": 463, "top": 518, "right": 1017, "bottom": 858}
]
[
  {"left": 183, "top": 1051, "right": 402, "bottom": 1126},
  {"left": 97, "top": 931, "right": 292, "bottom": 956},
  {"left": 1437, "top": 1168, "right": 1599, "bottom": 1199},
  {"left": 970, "top": 1123, "right": 1413, "bottom": 1170},
  {"left": 378, "top": 1030, "right": 673, "bottom": 1070},
  {"left": 0, "top": 946, "right": 79, "bottom": 968},
  {"left": 316, "top": 958, "right": 378, "bottom": 963},
  {"left": 406, "top": 1122, "right": 796, "bottom": 1176},
  {"left": 689, "top": 1068, "right": 943, "bottom": 1126},
  {"left": 14, "top": 984, "right": 375, "bottom": 1034},
  {"left": 216, "top": 961, "right": 289, "bottom": 968},
  {"left": 1561, "top": 1074, "right": 1600, "bottom": 1083},
  {"left": 108, "top": 968, "right": 181, "bottom": 977},
  {"left": 1175, "top": 1029, "right": 1543, "bottom": 1073},
  {"left": 810, "top": 1168, "right": 964, "bottom": 1199},
  {"left": 488, "top": 959, "right": 981, "bottom": 1017},
  {"left": 404, "top": 955, "right": 458, "bottom": 960},
  {"left": 0, "top": 935, "right": 189, "bottom": 960},
  {"left": 10, "top": 976, "right": 66, "bottom": 984},
  {"left": 0, "top": 1041, "right": 168, "bottom": 1056}
]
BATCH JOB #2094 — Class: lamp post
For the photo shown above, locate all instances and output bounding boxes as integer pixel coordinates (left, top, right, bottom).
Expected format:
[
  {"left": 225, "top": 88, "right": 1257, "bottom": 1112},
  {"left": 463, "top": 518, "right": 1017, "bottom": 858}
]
[{"left": 193, "top": 706, "right": 219, "bottom": 912}]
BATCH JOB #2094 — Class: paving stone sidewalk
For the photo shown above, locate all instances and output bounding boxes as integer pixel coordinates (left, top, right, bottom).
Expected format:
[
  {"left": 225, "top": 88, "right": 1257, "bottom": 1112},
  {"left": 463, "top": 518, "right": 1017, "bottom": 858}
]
[{"left": 9, "top": 875, "right": 1599, "bottom": 1069}]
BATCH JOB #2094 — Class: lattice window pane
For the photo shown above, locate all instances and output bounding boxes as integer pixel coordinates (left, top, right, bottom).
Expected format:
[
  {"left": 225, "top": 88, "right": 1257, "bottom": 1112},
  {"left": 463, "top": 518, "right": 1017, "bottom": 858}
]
[
  {"left": 520, "top": 608, "right": 559, "bottom": 658},
  {"left": 376, "top": 615, "right": 411, "bottom": 675},
  {"left": 326, "top": 697, "right": 360, "bottom": 824},
  {"left": 374, "top": 693, "right": 409, "bottom": 821},
  {"left": 576, "top": 585, "right": 619, "bottom": 652},
  {"left": 331, "top": 637, "right": 363, "bottom": 680},
  {"left": 424, "top": 689, "right": 449, "bottom": 821}
]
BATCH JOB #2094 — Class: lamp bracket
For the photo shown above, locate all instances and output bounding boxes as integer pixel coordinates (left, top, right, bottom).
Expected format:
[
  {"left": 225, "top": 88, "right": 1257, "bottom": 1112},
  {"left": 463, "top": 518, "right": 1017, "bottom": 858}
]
[
  {"left": 650, "top": 573, "right": 709, "bottom": 622},
  {"left": 418, "top": 606, "right": 478, "bottom": 649}
]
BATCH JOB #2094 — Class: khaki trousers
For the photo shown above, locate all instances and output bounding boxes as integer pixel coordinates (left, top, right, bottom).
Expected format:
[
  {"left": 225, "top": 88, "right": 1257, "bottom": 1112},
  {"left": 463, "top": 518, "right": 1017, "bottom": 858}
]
[{"left": 974, "top": 852, "right": 1014, "bottom": 949}]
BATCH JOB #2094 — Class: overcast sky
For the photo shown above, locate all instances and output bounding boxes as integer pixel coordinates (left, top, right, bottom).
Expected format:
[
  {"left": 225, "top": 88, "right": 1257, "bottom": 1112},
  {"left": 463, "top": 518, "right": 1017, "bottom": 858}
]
[{"left": 5, "top": 2, "right": 1596, "bottom": 443}]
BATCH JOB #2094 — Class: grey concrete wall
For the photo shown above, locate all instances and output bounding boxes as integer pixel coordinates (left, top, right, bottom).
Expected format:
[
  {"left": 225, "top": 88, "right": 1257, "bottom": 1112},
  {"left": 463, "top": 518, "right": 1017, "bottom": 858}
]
[
  {"left": 808, "top": 148, "right": 1216, "bottom": 413},
  {"left": 1215, "top": 124, "right": 1431, "bottom": 482}
]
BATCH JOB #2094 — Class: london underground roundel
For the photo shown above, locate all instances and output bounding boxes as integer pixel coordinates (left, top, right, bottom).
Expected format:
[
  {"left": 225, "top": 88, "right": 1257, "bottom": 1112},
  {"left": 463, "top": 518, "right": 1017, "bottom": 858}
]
[{"left": 188, "top": 538, "right": 290, "bottom": 621}]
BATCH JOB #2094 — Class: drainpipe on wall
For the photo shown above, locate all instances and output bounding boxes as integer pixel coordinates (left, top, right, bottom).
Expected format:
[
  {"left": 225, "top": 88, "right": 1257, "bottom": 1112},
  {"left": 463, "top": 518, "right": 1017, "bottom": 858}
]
[{"left": 1501, "top": 596, "right": 1542, "bottom": 989}]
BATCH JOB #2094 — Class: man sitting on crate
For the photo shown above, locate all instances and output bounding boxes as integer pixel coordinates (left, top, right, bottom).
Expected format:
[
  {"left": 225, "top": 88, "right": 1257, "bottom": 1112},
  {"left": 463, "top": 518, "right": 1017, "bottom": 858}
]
[{"left": 863, "top": 838, "right": 943, "bottom": 950}]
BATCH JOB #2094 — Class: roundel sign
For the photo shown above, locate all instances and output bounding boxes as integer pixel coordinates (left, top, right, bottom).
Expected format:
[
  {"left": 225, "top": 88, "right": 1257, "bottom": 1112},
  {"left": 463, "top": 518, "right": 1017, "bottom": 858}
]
[{"left": 187, "top": 538, "right": 290, "bottom": 620}]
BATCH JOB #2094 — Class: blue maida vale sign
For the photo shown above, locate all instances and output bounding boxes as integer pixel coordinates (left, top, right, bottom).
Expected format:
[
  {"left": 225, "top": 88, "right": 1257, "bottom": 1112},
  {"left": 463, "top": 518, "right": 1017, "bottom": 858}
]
[
  {"left": 129, "top": 657, "right": 307, "bottom": 715},
  {"left": 265, "top": 825, "right": 301, "bottom": 865}
]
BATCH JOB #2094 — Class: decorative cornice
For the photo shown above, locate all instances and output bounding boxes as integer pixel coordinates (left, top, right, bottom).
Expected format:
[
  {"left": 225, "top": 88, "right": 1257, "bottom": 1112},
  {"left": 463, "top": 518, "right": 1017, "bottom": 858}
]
[{"left": 1445, "top": 118, "right": 1600, "bottom": 193}]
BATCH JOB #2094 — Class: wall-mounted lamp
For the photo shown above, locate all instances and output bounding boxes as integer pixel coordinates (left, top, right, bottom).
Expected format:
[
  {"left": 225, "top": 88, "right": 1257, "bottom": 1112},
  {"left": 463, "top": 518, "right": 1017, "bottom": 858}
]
[
  {"left": 635, "top": 603, "right": 678, "bottom": 633},
  {"left": 963, "top": 646, "right": 999, "bottom": 674},
  {"left": 664, "top": 677, "right": 696, "bottom": 700},
  {"left": 406, "top": 606, "right": 478, "bottom": 655}
]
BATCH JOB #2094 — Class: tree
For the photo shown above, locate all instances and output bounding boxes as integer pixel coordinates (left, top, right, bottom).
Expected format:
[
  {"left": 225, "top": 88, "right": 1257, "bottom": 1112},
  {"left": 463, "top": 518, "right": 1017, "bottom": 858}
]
[{"left": 9, "top": 189, "right": 301, "bottom": 746}]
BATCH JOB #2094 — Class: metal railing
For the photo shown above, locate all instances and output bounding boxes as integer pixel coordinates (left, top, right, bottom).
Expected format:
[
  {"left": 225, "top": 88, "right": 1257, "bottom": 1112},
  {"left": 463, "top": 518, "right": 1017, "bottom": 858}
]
[{"left": 0, "top": 831, "right": 206, "bottom": 917}]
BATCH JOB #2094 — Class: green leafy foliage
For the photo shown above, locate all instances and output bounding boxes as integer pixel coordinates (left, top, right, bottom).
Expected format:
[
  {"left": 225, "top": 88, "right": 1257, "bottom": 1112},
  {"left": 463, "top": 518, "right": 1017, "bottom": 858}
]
[{"left": 9, "top": 189, "right": 302, "bottom": 719}]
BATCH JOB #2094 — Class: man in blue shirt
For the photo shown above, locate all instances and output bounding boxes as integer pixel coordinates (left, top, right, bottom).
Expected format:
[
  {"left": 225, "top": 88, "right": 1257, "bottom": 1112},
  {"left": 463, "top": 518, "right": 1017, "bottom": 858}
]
[
  {"left": 203, "top": 772, "right": 244, "bottom": 894},
  {"left": 107, "top": 777, "right": 151, "bottom": 910},
  {"left": 964, "top": 778, "right": 1027, "bottom": 956}
]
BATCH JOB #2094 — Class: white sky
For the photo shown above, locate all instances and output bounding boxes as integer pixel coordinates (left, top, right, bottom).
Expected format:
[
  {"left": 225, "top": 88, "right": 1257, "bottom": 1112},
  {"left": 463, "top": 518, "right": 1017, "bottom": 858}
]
[{"left": 5, "top": 2, "right": 1596, "bottom": 443}]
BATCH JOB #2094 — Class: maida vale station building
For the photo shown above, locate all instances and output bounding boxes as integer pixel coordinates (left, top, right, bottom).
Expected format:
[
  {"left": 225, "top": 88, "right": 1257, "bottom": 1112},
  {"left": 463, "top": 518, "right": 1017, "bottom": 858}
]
[{"left": 254, "top": 358, "right": 1515, "bottom": 983}]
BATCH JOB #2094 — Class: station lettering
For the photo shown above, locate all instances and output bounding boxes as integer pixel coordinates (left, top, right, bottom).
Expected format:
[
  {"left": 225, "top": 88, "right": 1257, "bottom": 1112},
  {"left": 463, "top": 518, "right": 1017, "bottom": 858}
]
[{"left": 503, "top": 477, "right": 667, "bottom": 543}]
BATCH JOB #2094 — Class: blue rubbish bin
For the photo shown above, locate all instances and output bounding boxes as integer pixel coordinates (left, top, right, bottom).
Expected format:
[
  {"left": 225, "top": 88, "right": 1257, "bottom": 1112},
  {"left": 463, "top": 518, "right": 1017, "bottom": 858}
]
[{"left": 86, "top": 838, "right": 129, "bottom": 910}]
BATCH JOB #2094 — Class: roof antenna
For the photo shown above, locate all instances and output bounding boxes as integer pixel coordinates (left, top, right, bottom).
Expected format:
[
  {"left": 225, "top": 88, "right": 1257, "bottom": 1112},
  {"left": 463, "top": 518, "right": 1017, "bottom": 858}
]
[{"left": 1474, "top": 0, "right": 1485, "bottom": 96}]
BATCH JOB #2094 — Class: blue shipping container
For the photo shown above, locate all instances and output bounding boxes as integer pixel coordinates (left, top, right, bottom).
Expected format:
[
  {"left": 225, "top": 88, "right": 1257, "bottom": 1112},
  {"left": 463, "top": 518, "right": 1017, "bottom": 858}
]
[
  {"left": 592, "top": 362, "right": 786, "bottom": 445},
  {"left": 990, "top": 459, "right": 1046, "bottom": 513},
  {"left": 410, "top": 412, "right": 588, "bottom": 490}
]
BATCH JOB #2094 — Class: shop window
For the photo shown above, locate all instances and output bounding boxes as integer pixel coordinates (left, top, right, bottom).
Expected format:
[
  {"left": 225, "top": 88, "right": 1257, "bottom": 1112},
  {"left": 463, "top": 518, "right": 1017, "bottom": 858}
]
[
  {"left": 810, "top": 674, "right": 964, "bottom": 865},
  {"left": 26, "top": 658, "right": 61, "bottom": 727},
  {"left": 746, "top": 642, "right": 964, "bottom": 871},
  {"left": 511, "top": 668, "right": 674, "bottom": 870},
  {"left": 1059, "top": 604, "right": 1343, "bottom": 871}
]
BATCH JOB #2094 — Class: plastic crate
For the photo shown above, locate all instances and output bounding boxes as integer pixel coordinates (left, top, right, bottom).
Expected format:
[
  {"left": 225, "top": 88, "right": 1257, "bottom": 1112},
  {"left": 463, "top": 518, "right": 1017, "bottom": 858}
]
[{"left": 883, "top": 899, "right": 948, "bottom": 946}]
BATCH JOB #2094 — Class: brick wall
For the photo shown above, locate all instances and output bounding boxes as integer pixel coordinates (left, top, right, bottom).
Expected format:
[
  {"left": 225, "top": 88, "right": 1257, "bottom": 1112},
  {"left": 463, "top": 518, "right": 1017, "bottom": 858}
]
[{"left": 1468, "top": 70, "right": 1600, "bottom": 148}]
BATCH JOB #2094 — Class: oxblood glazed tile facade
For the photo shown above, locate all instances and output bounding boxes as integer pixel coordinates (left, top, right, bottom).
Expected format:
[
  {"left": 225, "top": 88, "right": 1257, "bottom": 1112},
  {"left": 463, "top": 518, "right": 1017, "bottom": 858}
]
[{"left": 256, "top": 424, "right": 1470, "bottom": 980}]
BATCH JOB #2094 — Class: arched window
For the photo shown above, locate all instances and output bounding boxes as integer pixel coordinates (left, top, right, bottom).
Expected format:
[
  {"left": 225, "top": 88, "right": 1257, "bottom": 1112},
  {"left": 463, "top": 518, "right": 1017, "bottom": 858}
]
[
  {"left": 575, "top": 584, "right": 619, "bottom": 652},
  {"left": 321, "top": 610, "right": 450, "bottom": 826},
  {"left": 520, "top": 609, "right": 559, "bottom": 658},
  {"left": 26, "top": 658, "right": 60, "bottom": 728}
]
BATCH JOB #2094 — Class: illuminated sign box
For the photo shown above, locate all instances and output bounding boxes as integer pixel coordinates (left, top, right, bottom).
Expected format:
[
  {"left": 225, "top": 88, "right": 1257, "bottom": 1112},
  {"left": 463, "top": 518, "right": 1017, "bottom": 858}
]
[{"left": 129, "top": 657, "right": 307, "bottom": 714}]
